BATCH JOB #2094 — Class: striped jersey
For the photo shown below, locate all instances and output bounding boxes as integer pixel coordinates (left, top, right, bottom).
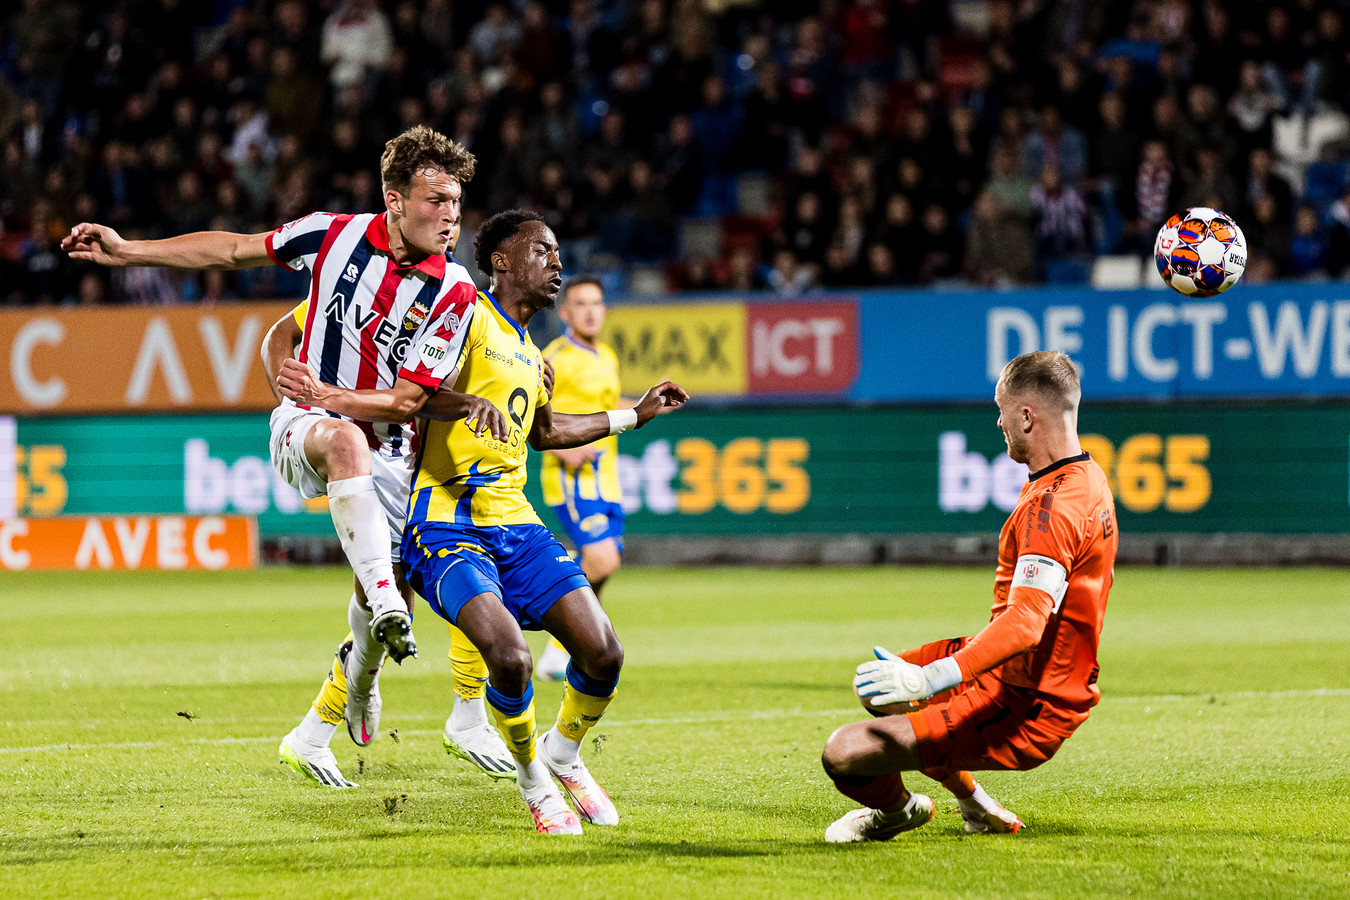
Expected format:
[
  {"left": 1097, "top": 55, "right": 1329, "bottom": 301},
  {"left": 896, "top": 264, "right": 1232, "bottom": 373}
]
[{"left": 266, "top": 211, "right": 477, "bottom": 462}]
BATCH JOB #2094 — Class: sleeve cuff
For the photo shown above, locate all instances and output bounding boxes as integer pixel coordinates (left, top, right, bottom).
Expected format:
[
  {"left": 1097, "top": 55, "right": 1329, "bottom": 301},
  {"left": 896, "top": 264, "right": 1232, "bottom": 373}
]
[
  {"left": 922, "top": 656, "right": 965, "bottom": 695},
  {"left": 398, "top": 367, "right": 443, "bottom": 389}
]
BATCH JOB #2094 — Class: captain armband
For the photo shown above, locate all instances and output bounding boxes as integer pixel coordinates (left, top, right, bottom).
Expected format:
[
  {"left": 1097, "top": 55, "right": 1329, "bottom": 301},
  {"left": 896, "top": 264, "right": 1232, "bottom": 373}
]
[
  {"left": 605, "top": 408, "right": 638, "bottom": 435},
  {"left": 1010, "top": 554, "right": 1069, "bottom": 613}
]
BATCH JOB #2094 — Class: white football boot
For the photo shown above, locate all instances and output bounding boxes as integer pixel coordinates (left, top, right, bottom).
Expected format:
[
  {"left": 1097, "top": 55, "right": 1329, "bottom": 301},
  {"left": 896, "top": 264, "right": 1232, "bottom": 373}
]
[
  {"left": 538, "top": 729, "right": 618, "bottom": 825},
  {"left": 342, "top": 642, "right": 383, "bottom": 747},
  {"left": 824, "top": 793, "right": 935, "bottom": 843},
  {"left": 517, "top": 757, "right": 583, "bottom": 835},
  {"left": 279, "top": 729, "right": 356, "bottom": 788},
  {"left": 959, "top": 793, "right": 1025, "bottom": 834},
  {"left": 535, "top": 642, "right": 571, "bottom": 682},
  {"left": 443, "top": 716, "right": 517, "bottom": 780}
]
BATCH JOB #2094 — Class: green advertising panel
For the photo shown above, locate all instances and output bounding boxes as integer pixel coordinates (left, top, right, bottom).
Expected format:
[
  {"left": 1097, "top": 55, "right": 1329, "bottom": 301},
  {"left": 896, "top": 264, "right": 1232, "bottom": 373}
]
[{"left": 10, "top": 404, "right": 1350, "bottom": 536}]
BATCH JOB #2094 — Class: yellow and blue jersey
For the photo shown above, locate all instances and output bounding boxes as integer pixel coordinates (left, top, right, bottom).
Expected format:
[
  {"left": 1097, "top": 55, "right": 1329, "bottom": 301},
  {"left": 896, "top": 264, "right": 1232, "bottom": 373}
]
[
  {"left": 540, "top": 334, "right": 623, "bottom": 507},
  {"left": 407, "top": 291, "right": 549, "bottom": 529}
]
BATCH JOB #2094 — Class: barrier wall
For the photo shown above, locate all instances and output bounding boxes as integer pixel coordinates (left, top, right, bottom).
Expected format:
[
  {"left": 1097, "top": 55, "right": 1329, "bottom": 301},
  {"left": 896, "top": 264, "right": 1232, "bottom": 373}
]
[
  {"left": 7, "top": 404, "right": 1347, "bottom": 540},
  {"left": 7, "top": 283, "right": 1350, "bottom": 417}
]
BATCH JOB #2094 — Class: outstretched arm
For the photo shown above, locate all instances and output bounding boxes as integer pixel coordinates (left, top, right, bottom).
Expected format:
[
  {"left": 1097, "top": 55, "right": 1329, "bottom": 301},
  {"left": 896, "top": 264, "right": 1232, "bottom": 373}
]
[
  {"left": 529, "top": 381, "right": 688, "bottom": 451},
  {"left": 61, "top": 223, "right": 273, "bottom": 269},
  {"left": 274, "top": 359, "right": 509, "bottom": 439}
]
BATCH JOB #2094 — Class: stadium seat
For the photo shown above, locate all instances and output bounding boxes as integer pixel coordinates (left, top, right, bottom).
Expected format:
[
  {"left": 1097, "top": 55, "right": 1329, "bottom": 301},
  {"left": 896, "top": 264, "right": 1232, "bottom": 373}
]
[
  {"left": 694, "top": 175, "right": 738, "bottom": 217},
  {"left": 1045, "top": 257, "right": 1092, "bottom": 285},
  {"left": 628, "top": 264, "right": 668, "bottom": 296},
  {"left": 1274, "top": 112, "right": 1350, "bottom": 193},
  {"left": 1090, "top": 255, "right": 1145, "bottom": 289},
  {"left": 679, "top": 218, "right": 724, "bottom": 259},
  {"left": 719, "top": 214, "right": 775, "bottom": 256},
  {"left": 736, "top": 173, "right": 773, "bottom": 216},
  {"left": 1304, "top": 161, "right": 1347, "bottom": 206}
]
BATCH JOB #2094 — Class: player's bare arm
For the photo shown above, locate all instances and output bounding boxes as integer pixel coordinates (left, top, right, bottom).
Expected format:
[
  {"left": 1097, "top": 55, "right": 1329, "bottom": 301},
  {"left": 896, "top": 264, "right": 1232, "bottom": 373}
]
[
  {"left": 261, "top": 309, "right": 304, "bottom": 403},
  {"left": 275, "top": 362, "right": 509, "bottom": 440},
  {"left": 529, "top": 381, "right": 688, "bottom": 451},
  {"left": 61, "top": 223, "right": 274, "bottom": 269}
]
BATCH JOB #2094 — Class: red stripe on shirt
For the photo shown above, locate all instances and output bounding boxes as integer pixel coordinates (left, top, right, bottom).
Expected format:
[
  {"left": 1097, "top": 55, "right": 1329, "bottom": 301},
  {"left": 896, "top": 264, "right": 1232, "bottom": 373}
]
[
  {"left": 296, "top": 214, "right": 354, "bottom": 367},
  {"left": 400, "top": 279, "right": 477, "bottom": 386},
  {"left": 353, "top": 256, "right": 403, "bottom": 448}
]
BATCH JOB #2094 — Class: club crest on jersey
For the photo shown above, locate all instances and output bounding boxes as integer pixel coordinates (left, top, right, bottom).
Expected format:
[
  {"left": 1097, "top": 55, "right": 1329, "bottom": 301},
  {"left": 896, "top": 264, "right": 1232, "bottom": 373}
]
[
  {"left": 1021, "top": 561, "right": 1040, "bottom": 581},
  {"left": 403, "top": 300, "right": 430, "bottom": 331}
]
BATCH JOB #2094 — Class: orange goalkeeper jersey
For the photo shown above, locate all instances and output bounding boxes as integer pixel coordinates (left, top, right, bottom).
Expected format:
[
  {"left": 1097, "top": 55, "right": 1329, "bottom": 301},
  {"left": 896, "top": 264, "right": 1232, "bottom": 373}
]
[{"left": 951, "top": 452, "right": 1118, "bottom": 712}]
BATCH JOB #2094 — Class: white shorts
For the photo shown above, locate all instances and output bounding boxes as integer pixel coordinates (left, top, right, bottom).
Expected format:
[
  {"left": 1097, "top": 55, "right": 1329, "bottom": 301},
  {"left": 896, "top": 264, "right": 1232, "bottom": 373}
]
[{"left": 268, "top": 406, "right": 413, "bottom": 543}]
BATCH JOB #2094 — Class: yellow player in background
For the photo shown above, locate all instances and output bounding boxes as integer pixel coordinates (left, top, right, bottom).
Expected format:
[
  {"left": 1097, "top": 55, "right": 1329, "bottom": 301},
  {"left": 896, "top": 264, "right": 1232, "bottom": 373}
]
[{"left": 536, "top": 277, "right": 632, "bottom": 679}]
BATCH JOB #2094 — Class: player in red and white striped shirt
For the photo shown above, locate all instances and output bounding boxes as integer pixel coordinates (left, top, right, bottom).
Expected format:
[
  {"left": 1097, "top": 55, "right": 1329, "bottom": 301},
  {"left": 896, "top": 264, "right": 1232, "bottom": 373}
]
[{"left": 63, "top": 126, "right": 489, "bottom": 787}]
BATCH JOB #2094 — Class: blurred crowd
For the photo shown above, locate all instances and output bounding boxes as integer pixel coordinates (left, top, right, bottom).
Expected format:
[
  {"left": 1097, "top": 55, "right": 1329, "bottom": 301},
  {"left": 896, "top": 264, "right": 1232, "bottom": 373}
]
[{"left": 6, "top": 0, "right": 1350, "bottom": 305}]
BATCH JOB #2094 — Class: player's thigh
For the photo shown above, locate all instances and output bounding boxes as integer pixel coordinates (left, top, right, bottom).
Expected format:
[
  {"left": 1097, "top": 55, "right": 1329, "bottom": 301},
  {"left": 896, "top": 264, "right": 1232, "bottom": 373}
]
[
  {"left": 456, "top": 592, "right": 533, "bottom": 689},
  {"left": 539, "top": 586, "right": 621, "bottom": 667},
  {"left": 823, "top": 715, "right": 924, "bottom": 776},
  {"left": 303, "top": 418, "right": 372, "bottom": 481},
  {"left": 579, "top": 537, "right": 621, "bottom": 581},
  {"left": 909, "top": 681, "right": 1076, "bottom": 772}
]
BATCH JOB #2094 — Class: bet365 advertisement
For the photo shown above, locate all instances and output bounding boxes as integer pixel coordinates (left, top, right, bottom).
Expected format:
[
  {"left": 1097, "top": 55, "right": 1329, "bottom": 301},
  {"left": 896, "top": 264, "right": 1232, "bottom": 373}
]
[{"left": 5, "top": 404, "right": 1348, "bottom": 553}]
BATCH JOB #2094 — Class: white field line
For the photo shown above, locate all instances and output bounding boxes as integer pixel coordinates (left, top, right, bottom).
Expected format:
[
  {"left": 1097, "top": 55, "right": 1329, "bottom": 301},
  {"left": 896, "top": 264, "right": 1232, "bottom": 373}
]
[{"left": 3, "top": 687, "right": 1348, "bottom": 756}]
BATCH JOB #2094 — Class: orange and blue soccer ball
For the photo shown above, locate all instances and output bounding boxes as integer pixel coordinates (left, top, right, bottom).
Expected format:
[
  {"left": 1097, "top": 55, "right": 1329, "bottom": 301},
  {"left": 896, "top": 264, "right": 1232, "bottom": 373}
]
[{"left": 1154, "top": 207, "right": 1247, "bottom": 297}]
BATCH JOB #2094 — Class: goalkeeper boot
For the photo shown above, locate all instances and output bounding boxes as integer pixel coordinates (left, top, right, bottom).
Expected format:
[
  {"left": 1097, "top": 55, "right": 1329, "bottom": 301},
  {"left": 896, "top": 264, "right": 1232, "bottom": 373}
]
[
  {"left": 341, "top": 642, "right": 382, "bottom": 748},
  {"left": 539, "top": 729, "right": 618, "bottom": 825},
  {"left": 371, "top": 609, "right": 417, "bottom": 664},
  {"left": 824, "top": 792, "right": 934, "bottom": 843},
  {"left": 959, "top": 793, "right": 1024, "bottom": 834},
  {"left": 443, "top": 717, "right": 517, "bottom": 781},
  {"left": 279, "top": 729, "right": 356, "bottom": 788},
  {"left": 518, "top": 759, "right": 583, "bottom": 835}
]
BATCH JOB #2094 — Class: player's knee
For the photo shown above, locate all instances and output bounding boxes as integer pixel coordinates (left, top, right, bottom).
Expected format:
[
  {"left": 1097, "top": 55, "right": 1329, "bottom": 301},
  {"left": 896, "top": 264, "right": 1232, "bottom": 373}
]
[
  {"left": 821, "top": 725, "right": 866, "bottom": 777},
  {"left": 580, "top": 634, "right": 623, "bottom": 683},
  {"left": 485, "top": 644, "right": 534, "bottom": 692},
  {"left": 314, "top": 420, "right": 370, "bottom": 478},
  {"left": 821, "top": 727, "right": 852, "bottom": 776}
]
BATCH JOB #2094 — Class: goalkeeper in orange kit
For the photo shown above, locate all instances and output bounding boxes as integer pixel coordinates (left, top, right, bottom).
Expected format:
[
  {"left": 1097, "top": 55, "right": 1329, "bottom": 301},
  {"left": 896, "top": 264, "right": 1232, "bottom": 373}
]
[{"left": 821, "top": 350, "right": 1118, "bottom": 841}]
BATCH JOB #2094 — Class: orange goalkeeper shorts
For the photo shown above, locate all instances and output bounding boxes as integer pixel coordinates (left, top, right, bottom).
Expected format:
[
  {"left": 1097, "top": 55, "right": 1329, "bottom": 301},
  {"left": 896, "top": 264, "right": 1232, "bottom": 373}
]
[{"left": 906, "top": 675, "right": 1090, "bottom": 773}]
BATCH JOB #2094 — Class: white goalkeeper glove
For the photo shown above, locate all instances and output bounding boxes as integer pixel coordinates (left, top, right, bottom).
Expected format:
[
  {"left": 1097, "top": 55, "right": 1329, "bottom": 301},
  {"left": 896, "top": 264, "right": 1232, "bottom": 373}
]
[{"left": 853, "top": 647, "right": 964, "bottom": 705}]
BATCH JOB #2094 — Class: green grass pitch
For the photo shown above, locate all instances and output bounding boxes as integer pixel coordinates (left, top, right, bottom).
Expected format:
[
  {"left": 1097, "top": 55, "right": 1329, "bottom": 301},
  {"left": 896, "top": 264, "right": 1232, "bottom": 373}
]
[{"left": 2, "top": 565, "right": 1348, "bottom": 899}]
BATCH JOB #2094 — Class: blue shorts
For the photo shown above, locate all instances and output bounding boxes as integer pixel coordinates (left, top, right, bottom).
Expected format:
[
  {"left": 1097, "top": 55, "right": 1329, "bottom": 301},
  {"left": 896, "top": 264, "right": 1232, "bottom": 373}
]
[
  {"left": 401, "top": 522, "right": 589, "bottom": 631},
  {"left": 549, "top": 498, "right": 626, "bottom": 551}
]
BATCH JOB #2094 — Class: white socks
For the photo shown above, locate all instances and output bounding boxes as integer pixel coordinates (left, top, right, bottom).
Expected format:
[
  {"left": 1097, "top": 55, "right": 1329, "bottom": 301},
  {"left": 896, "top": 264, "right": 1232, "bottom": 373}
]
[
  {"left": 327, "top": 475, "right": 403, "bottom": 621},
  {"left": 346, "top": 594, "right": 384, "bottom": 695},
  {"left": 959, "top": 783, "right": 997, "bottom": 816},
  {"left": 540, "top": 726, "right": 580, "bottom": 766},
  {"left": 293, "top": 708, "right": 337, "bottom": 748},
  {"left": 448, "top": 694, "right": 490, "bottom": 733},
  {"left": 516, "top": 755, "right": 552, "bottom": 794}
]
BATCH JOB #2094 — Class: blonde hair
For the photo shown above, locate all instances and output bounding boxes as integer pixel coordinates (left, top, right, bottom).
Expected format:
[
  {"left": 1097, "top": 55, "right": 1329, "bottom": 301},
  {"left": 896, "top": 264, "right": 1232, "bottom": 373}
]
[
  {"left": 1001, "top": 350, "right": 1081, "bottom": 411},
  {"left": 379, "top": 125, "right": 476, "bottom": 194}
]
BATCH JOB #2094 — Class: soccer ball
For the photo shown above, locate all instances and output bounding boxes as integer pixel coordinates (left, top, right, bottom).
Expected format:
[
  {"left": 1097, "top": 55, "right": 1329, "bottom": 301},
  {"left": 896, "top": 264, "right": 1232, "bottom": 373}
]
[{"left": 1153, "top": 207, "right": 1247, "bottom": 296}]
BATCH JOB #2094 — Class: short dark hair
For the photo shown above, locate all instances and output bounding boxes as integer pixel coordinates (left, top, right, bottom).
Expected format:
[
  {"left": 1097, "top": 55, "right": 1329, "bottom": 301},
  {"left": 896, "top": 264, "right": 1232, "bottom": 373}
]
[
  {"left": 561, "top": 275, "right": 603, "bottom": 303},
  {"left": 1001, "top": 350, "right": 1081, "bottom": 411},
  {"left": 474, "top": 209, "right": 544, "bottom": 274},
  {"left": 380, "top": 125, "right": 476, "bottom": 194}
]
